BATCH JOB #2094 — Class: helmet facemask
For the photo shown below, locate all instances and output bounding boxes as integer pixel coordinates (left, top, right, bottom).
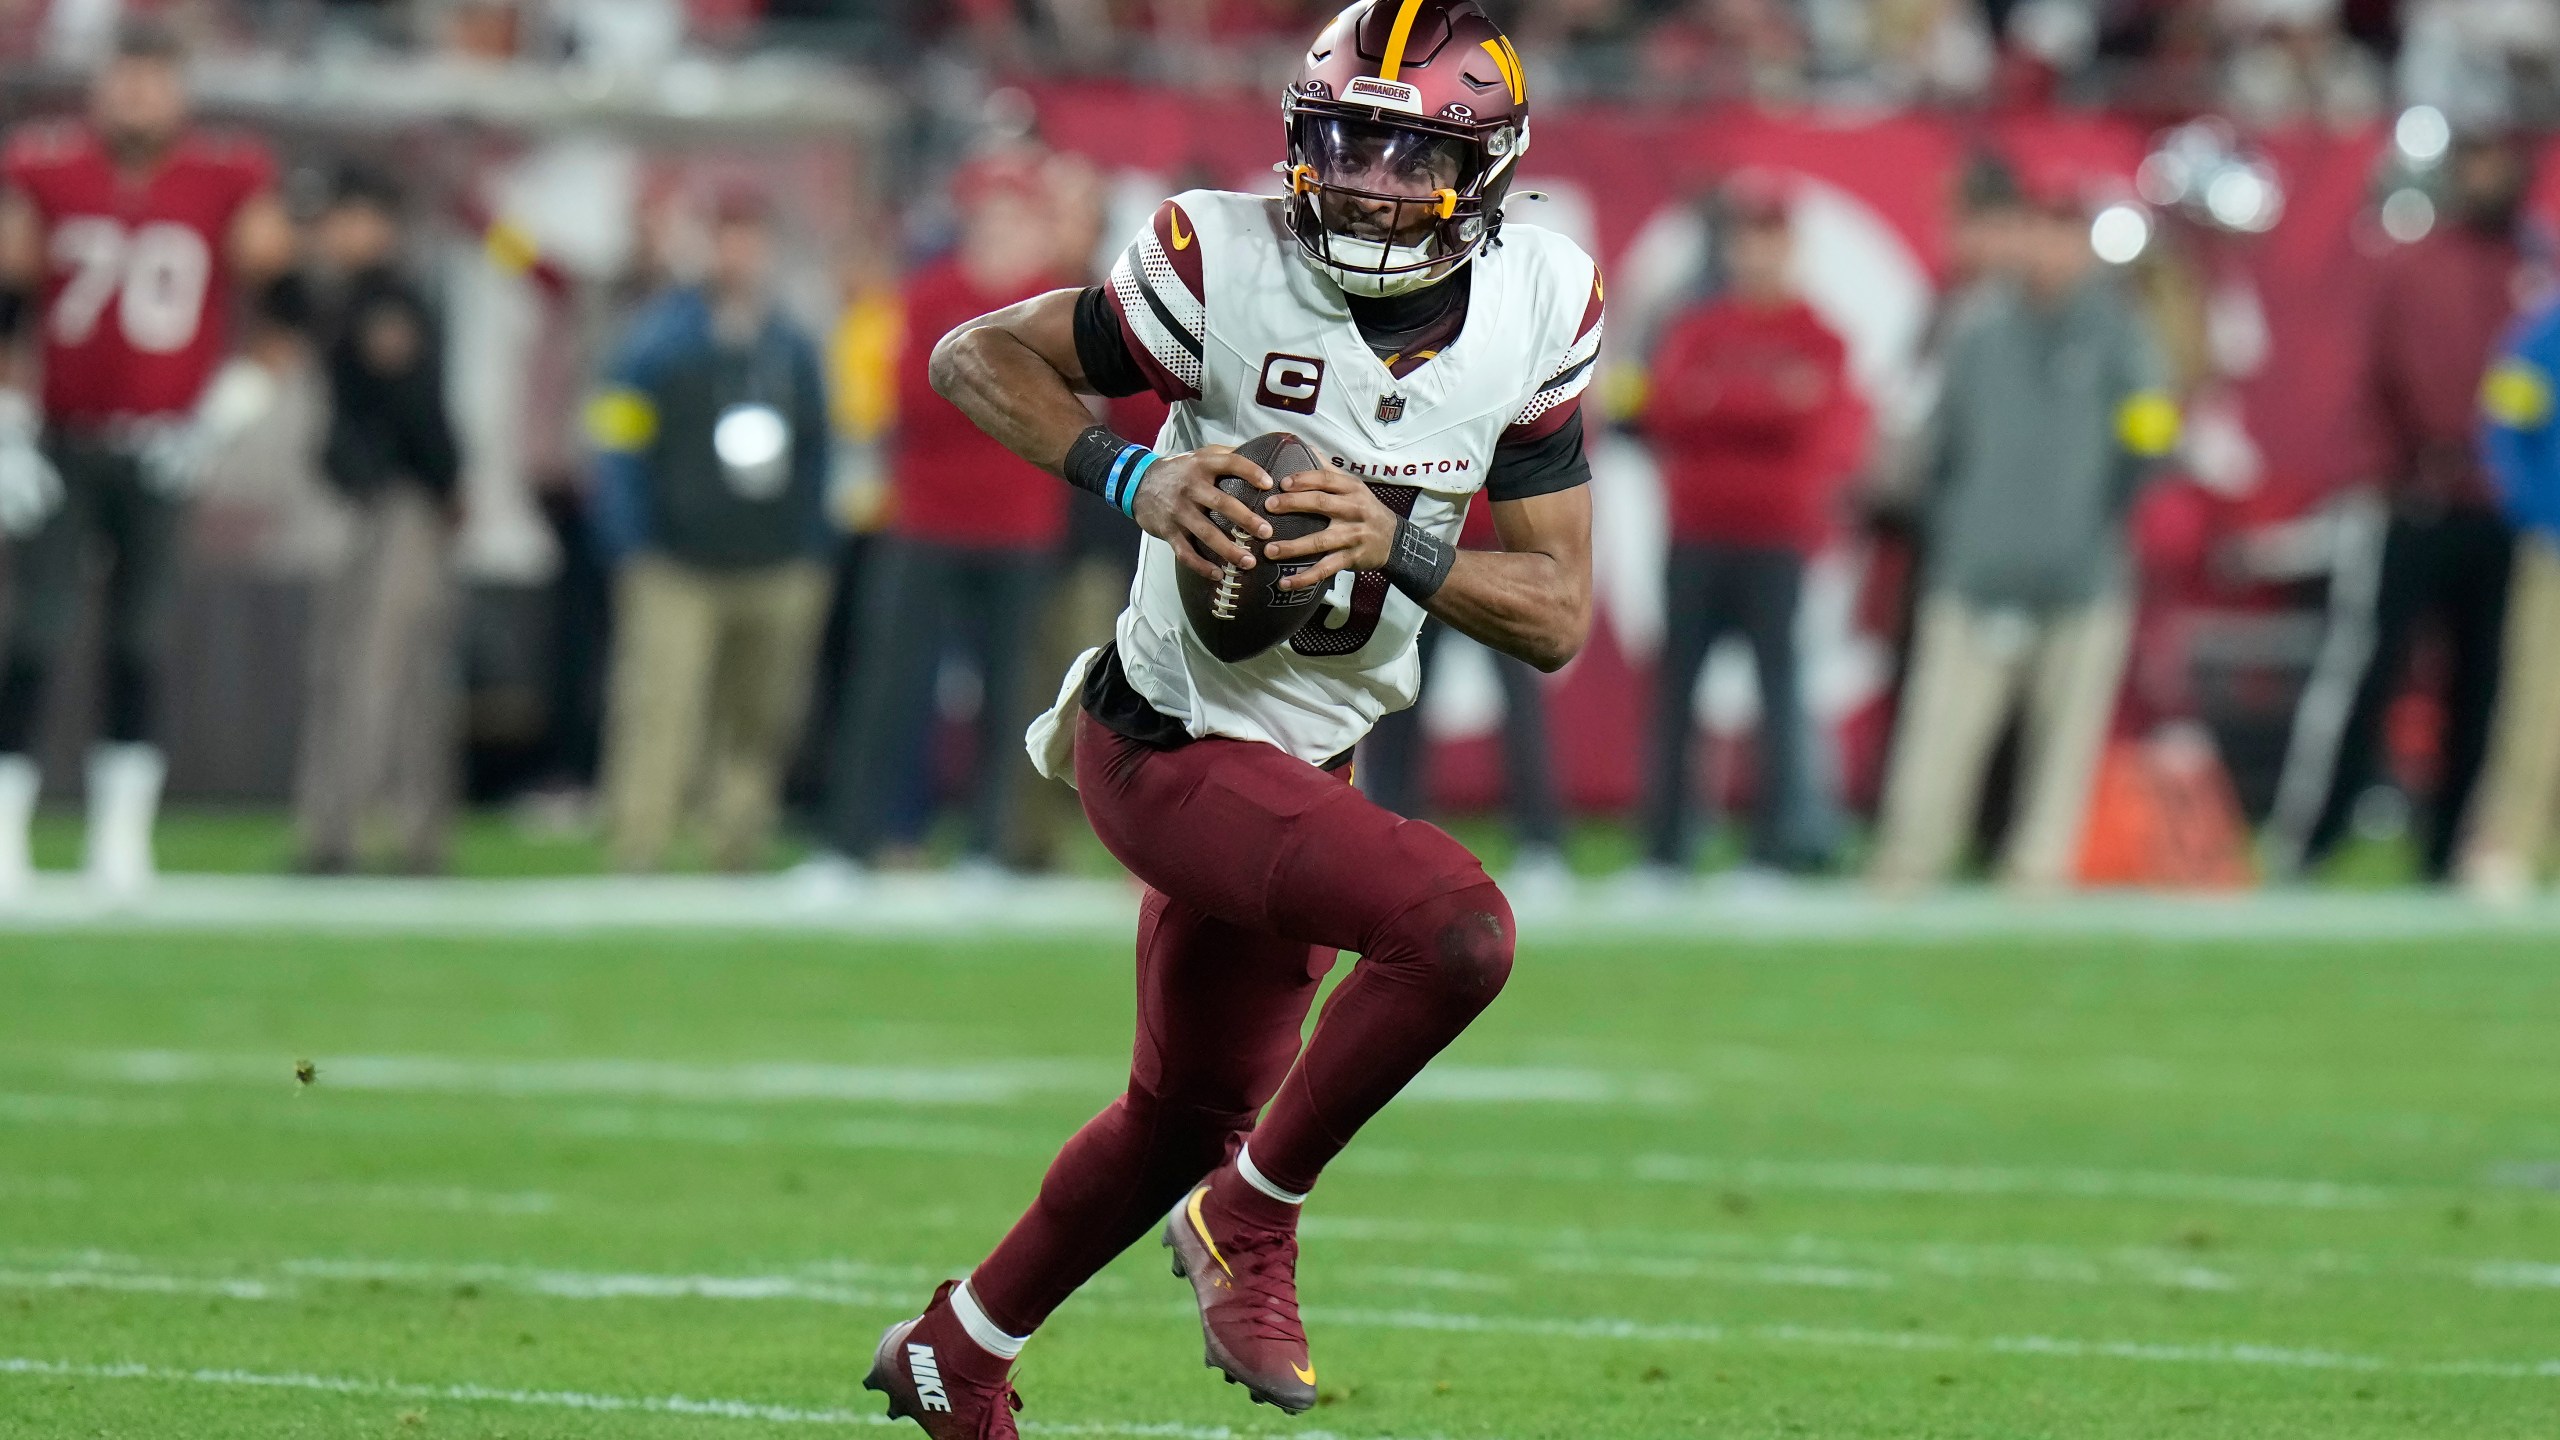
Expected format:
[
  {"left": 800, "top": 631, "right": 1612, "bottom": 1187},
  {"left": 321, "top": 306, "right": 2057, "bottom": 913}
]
[{"left": 1283, "top": 103, "right": 1520, "bottom": 298}]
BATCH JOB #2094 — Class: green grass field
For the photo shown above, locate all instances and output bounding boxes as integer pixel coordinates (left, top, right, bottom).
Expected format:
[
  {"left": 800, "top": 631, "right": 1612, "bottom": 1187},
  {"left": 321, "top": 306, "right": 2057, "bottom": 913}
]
[{"left": 4, "top": 922, "right": 2557, "bottom": 1438}]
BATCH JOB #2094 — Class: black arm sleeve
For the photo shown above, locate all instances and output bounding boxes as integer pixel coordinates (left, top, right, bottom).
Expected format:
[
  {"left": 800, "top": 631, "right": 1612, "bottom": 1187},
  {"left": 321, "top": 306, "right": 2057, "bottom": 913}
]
[
  {"left": 1072, "top": 284, "right": 1152, "bottom": 400},
  {"left": 1485, "top": 407, "right": 1591, "bottom": 503}
]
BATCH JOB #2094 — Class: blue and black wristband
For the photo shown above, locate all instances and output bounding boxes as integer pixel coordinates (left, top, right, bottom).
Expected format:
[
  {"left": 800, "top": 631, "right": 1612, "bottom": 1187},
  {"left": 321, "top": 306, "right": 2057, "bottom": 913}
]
[{"left": 1063, "top": 424, "right": 1156, "bottom": 519}]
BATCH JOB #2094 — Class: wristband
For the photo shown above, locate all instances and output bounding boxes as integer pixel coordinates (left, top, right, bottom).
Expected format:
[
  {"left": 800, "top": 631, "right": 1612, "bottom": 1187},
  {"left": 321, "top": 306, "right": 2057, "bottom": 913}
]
[
  {"left": 1061, "top": 423, "right": 1154, "bottom": 518},
  {"left": 1381, "top": 514, "right": 1454, "bottom": 601}
]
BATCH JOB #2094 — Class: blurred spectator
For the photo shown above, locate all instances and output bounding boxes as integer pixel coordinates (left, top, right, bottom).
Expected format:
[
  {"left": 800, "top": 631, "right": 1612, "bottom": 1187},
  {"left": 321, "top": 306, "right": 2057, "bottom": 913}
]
[
  {"left": 811, "top": 155, "right": 1070, "bottom": 874},
  {"left": 2459, "top": 291, "right": 2560, "bottom": 900},
  {"left": 1865, "top": 0, "right": 1997, "bottom": 102},
  {"left": 1636, "top": 177, "right": 1849, "bottom": 878},
  {"left": 2270, "top": 131, "right": 2534, "bottom": 883},
  {"left": 2218, "top": 0, "right": 2385, "bottom": 129},
  {"left": 589, "top": 185, "right": 833, "bottom": 871},
  {"left": 1641, "top": 0, "right": 1811, "bottom": 100},
  {"left": 2398, "top": 0, "right": 2560, "bottom": 130},
  {"left": 1361, "top": 497, "right": 1571, "bottom": 893},
  {"left": 1871, "top": 176, "right": 2176, "bottom": 891},
  {"left": 294, "top": 164, "right": 462, "bottom": 875}
]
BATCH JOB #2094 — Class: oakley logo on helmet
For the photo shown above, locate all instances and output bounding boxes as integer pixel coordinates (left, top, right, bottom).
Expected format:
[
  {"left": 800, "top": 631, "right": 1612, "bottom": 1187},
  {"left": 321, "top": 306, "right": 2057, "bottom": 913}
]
[
  {"left": 1440, "top": 102, "right": 1474, "bottom": 122},
  {"left": 1256, "top": 353, "right": 1327, "bottom": 415},
  {"left": 1300, "top": 79, "right": 1332, "bottom": 97},
  {"left": 1342, "top": 76, "right": 1423, "bottom": 112}
]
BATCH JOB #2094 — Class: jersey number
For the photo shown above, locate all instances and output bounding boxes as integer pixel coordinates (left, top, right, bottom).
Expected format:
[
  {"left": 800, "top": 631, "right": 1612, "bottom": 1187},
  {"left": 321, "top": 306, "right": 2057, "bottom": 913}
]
[
  {"left": 1288, "top": 482, "right": 1421, "bottom": 658},
  {"left": 48, "top": 217, "right": 213, "bottom": 354}
]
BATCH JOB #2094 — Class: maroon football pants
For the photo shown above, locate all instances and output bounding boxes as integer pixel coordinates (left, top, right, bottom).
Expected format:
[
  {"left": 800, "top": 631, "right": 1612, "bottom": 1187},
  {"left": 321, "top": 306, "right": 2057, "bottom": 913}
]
[{"left": 966, "top": 713, "right": 1514, "bottom": 1337}]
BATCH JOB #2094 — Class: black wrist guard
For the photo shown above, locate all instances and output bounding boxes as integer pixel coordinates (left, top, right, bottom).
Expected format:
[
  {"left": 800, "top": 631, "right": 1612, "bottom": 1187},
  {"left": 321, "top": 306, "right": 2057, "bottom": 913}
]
[
  {"left": 0, "top": 284, "right": 28, "bottom": 341},
  {"left": 1382, "top": 514, "right": 1455, "bottom": 602},
  {"left": 1061, "top": 423, "right": 1153, "bottom": 517}
]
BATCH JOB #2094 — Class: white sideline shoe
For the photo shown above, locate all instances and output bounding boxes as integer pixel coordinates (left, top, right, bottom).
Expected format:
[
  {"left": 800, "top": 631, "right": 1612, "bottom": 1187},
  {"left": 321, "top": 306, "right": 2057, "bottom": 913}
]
[
  {"left": 0, "top": 753, "right": 37, "bottom": 901},
  {"left": 85, "top": 743, "right": 164, "bottom": 901}
]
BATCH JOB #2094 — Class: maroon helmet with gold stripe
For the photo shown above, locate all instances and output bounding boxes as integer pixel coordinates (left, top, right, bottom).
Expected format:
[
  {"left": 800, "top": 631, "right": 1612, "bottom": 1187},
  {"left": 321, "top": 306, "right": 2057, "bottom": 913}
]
[{"left": 1282, "top": 0, "right": 1530, "bottom": 296}]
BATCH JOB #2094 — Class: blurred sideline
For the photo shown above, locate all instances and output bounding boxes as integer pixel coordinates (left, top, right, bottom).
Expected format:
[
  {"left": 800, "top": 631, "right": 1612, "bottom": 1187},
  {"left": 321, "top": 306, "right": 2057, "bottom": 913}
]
[{"left": 3, "top": 871, "right": 2556, "bottom": 940}]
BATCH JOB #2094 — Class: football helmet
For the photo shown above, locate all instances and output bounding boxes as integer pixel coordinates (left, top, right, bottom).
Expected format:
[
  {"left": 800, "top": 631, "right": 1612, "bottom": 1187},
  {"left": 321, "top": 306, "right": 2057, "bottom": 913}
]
[{"left": 1283, "top": 0, "right": 1530, "bottom": 297}]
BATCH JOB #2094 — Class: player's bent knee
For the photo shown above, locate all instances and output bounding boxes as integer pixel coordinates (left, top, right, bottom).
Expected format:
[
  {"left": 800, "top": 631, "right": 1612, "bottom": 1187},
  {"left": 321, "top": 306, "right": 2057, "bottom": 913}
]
[{"left": 1391, "top": 881, "right": 1514, "bottom": 1005}]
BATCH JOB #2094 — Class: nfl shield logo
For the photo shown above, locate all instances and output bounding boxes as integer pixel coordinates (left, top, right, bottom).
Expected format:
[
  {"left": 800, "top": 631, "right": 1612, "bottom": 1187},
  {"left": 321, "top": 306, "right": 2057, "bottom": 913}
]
[{"left": 1376, "top": 392, "right": 1407, "bottom": 424}]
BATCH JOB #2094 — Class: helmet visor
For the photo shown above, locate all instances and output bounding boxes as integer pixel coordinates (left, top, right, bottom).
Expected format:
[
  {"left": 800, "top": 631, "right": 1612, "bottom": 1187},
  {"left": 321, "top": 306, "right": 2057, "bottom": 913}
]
[{"left": 1295, "top": 115, "right": 1482, "bottom": 245}]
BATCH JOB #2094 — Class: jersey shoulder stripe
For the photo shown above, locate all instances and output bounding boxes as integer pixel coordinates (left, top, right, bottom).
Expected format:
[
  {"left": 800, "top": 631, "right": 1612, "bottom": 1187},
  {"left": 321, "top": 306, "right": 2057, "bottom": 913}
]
[
  {"left": 1106, "top": 196, "right": 1212, "bottom": 401},
  {"left": 1504, "top": 237, "right": 1605, "bottom": 433}
]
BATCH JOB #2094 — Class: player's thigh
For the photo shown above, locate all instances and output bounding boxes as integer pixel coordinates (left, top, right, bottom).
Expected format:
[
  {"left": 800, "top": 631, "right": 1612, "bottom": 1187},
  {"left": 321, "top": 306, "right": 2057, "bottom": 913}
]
[
  {"left": 1130, "top": 887, "right": 1324, "bottom": 1116},
  {"left": 1085, "top": 726, "right": 1487, "bottom": 951}
]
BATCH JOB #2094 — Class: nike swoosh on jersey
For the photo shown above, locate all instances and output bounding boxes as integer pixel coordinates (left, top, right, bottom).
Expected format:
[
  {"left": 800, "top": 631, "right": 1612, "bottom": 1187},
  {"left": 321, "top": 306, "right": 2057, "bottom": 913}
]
[{"left": 1169, "top": 210, "right": 1194, "bottom": 250}]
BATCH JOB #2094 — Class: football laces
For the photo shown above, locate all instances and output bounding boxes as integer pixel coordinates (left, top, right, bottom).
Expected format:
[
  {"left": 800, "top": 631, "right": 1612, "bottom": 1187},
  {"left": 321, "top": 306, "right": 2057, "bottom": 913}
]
[{"left": 1210, "top": 518, "right": 1246, "bottom": 620}]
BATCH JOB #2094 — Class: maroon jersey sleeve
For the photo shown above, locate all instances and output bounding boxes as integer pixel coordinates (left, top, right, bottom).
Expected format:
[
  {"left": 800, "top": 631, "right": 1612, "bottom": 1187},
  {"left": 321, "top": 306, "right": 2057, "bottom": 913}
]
[
  {"left": 200, "top": 130, "right": 279, "bottom": 216},
  {"left": 2, "top": 122, "right": 84, "bottom": 213}
]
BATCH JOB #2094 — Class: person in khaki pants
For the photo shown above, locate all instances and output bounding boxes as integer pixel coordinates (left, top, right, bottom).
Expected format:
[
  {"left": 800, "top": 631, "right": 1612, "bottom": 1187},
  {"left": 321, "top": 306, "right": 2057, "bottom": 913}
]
[
  {"left": 295, "top": 166, "right": 462, "bottom": 874},
  {"left": 589, "top": 185, "right": 833, "bottom": 871},
  {"left": 2462, "top": 300, "right": 2560, "bottom": 899},
  {"left": 606, "top": 555, "right": 827, "bottom": 869},
  {"left": 1870, "top": 171, "right": 2174, "bottom": 891}
]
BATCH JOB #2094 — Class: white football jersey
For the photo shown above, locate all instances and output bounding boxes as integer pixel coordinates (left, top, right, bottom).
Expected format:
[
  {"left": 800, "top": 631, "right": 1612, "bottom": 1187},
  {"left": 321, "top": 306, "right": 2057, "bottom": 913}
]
[{"left": 1039, "top": 187, "right": 1602, "bottom": 773}]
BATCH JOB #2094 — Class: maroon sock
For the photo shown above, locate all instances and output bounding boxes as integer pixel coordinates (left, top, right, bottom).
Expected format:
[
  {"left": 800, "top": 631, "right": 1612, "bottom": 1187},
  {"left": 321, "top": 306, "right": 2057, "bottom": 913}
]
[
  {"left": 1247, "top": 882, "right": 1514, "bottom": 1197},
  {"left": 1207, "top": 1157, "right": 1301, "bottom": 1231},
  {"left": 967, "top": 1092, "right": 1243, "bottom": 1337}
]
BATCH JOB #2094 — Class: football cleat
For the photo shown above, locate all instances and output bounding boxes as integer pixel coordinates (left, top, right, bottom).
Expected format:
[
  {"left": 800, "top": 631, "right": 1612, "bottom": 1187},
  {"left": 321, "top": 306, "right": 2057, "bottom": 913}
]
[
  {"left": 862, "top": 1281, "right": 1023, "bottom": 1439},
  {"left": 1162, "top": 1169, "right": 1318, "bottom": 1413}
]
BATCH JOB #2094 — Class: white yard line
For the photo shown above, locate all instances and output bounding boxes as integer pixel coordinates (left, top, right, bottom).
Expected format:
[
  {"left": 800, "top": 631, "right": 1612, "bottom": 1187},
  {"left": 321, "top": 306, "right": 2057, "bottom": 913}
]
[
  {"left": 0, "top": 1268, "right": 277, "bottom": 1300},
  {"left": 2, "top": 872, "right": 2559, "bottom": 940},
  {"left": 13, "top": 1249, "right": 2560, "bottom": 1385},
  {"left": 0, "top": 1170, "right": 555, "bottom": 1216},
  {"left": 63, "top": 1050, "right": 1681, "bottom": 1110},
  {"left": 1331, "top": 1146, "right": 2408, "bottom": 1209},
  {"left": 3, "top": 1062, "right": 2461, "bottom": 1219},
  {"left": 0, "top": 1355, "right": 1487, "bottom": 1439}
]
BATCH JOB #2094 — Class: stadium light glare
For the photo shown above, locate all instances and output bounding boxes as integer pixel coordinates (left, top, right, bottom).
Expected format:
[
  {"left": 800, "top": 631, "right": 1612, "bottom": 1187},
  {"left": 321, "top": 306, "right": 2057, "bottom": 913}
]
[
  {"left": 2395, "top": 106, "right": 2451, "bottom": 165},
  {"left": 2205, "top": 168, "right": 2279, "bottom": 233},
  {"left": 2091, "top": 204, "right": 2150, "bottom": 265},
  {"left": 2380, "top": 188, "right": 2436, "bottom": 244}
]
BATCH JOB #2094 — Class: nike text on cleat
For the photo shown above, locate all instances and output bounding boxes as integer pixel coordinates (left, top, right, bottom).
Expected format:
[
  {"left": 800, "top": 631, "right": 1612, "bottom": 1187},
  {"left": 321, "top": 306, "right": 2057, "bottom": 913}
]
[
  {"left": 1161, "top": 1174, "right": 1318, "bottom": 1413},
  {"left": 861, "top": 1281, "right": 1023, "bottom": 1439}
]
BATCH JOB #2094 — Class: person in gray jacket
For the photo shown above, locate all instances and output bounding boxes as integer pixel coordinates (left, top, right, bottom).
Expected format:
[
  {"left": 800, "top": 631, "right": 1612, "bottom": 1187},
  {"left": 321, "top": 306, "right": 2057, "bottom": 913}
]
[{"left": 1870, "top": 175, "right": 2177, "bottom": 891}]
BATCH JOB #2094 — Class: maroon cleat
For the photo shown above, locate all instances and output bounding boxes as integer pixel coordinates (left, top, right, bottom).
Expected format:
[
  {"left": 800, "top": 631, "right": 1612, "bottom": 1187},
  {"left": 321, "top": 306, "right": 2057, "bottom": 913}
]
[
  {"left": 1161, "top": 1167, "right": 1318, "bottom": 1413},
  {"left": 862, "top": 1281, "right": 1023, "bottom": 1439}
]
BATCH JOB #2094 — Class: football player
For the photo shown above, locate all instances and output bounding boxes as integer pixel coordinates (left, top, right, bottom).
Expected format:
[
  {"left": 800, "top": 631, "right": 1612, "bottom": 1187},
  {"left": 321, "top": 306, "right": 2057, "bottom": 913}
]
[
  {"left": 0, "top": 21, "right": 296, "bottom": 896},
  {"left": 862, "top": 2, "right": 1599, "bottom": 1432}
]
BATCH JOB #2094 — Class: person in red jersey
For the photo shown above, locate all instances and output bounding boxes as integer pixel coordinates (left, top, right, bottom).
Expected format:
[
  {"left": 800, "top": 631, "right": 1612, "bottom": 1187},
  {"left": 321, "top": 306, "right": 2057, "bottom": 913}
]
[
  {"left": 857, "top": 2, "right": 1598, "bottom": 1434},
  {"left": 808, "top": 153, "right": 1072, "bottom": 875},
  {"left": 1636, "top": 174, "right": 1854, "bottom": 879},
  {"left": 0, "top": 20, "right": 296, "bottom": 898}
]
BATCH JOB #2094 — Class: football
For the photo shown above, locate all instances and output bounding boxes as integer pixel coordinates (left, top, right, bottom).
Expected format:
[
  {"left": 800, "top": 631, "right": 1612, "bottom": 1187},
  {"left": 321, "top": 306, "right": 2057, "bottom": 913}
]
[{"left": 1175, "top": 431, "right": 1333, "bottom": 663}]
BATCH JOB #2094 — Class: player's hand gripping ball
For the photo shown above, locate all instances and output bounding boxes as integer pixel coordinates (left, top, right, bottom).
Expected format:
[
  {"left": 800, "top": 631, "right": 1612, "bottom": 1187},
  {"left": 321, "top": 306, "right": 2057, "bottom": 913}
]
[{"left": 1165, "top": 432, "right": 1333, "bottom": 662}]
